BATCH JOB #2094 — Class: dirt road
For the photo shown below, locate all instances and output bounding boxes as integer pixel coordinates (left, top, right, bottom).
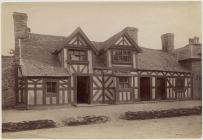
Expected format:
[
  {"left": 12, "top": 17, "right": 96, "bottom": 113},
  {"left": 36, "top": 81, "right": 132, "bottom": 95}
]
[
  {"left": 2, "top": 100, "right": 201, "bottom": 123},
  {"left": 2, "top": 100, "right": 202, "bottom": 138},
  {"left": 3, "top": 115, "right": 201, "bottom": 138}
]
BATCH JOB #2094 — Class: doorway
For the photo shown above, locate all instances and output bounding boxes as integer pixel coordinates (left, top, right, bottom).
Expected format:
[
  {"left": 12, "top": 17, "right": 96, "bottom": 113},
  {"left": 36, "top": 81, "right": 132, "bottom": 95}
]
[
  {"left": 140, "top": 77, "right": 151, "bottom": 101},
  {"left": 77, "top": 76, "right": 90, "bottom": 104},
  {"left": 156, "top": 78, "right": 166, "bottom": 100}
]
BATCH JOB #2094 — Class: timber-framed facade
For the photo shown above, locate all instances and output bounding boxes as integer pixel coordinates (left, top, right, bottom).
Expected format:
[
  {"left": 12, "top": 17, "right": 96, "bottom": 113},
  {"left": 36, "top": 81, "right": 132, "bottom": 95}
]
[{"left": 13, "top": 12, "right": 201, "bottom": 109}]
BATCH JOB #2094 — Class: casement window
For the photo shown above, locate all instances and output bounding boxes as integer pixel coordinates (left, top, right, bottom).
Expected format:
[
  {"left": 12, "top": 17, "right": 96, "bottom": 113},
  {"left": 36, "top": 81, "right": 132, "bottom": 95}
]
[
  {"left": 112, "top": 50, "right": 132, "bottom": 64},
  {"left": 176, "top": 78, "right": 185, "bottom": 90},
  {"left": 46, "top": 82, "right": 57, "bottom": 93},
  {"left": 118, "top": 77, "right": 130, "bottom": 89},
  {"left": 68, "top": 50, "right": 87, "bottom": 61}
]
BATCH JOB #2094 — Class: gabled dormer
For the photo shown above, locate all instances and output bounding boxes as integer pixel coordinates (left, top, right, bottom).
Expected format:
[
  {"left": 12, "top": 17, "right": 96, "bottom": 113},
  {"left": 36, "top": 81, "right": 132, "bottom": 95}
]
[
  {"left": 55, "top": 27, "right": 98, "bottom": 74},
  {"left": 65, "top": 32, "right": 89, "bottom": 64},
  {"left": 100, "top": 27, "right": 142, "bottom": 69}
]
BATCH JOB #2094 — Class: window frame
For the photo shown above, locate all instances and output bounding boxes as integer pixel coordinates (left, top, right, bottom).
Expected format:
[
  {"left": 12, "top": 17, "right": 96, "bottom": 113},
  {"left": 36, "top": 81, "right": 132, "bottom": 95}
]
[
  {"left": 118, "top": 76, "right": 131, "bottom": 89},
  {"left": 46, "top": 81, "right": 57, "bottom": 96},
  {"left": 111, "top": 49, "right": 132, "bottom": 65},
  {"left": 68, "top": 49, "right": 88, "bottom": 63}
]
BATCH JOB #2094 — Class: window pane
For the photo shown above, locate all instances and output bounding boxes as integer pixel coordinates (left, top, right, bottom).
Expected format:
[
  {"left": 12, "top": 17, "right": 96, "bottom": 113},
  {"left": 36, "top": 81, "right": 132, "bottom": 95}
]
[
  {"left": 80, "top": 51, "right": 85, "bottom": 55},
  {"left": 69, "top": 50, "right": 73, "bottom": 54},
  {"left": 119, "top": 77, "right": 130, "bottom": 89},
  {"left": 80, "top": 56, "right": 86, "bottom": 61},
  {"left": 112, "top": 50, "right": 131, "bottom": 63},
  {"left": 70, "top": 55, "right": 80, "bottom": 61},
  {"left": 114, "top": 56, "right": 118, "bottom": 60},
  {"left": 112, "top": 51, "right": 116, "bottom": 55},
  {"left": 176, "top": 78, "right": 185, "bottom": 90},
  {"left": 118, "top": 50, "right": 121, "bottom": 55},
  {"left": 69, "top": 50, "right": 87, "bottom": 61},
  {"left": 47, "top": 82, "right": 56, "bottom": 93}
]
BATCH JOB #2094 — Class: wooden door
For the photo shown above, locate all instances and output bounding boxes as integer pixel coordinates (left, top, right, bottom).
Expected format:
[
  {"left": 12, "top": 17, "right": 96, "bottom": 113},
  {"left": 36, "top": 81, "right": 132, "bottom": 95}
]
[
  {"left": 77, "top": 76, "right": 90, "bottom": 104},
  {"left": 140, "top": 77, "right": 150, "bottom": 101},
  {"left": 156, "top": 78, "right": 166, "bottom": 100}
]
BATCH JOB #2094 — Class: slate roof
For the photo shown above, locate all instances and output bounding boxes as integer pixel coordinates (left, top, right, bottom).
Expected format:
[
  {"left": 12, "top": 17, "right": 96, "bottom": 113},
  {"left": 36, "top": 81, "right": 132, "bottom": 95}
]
[
  {"left": 91, "top": 41, "right": 105, "bottom": 52},
  {"left": 20, "top": 33, "right": 69, "bottom": 76},
  {"left": 137, "top": 47, "right": 189, "bottom": 72},
  {"left": 19, "top": 28, "right": 190, "bottom": 77}
]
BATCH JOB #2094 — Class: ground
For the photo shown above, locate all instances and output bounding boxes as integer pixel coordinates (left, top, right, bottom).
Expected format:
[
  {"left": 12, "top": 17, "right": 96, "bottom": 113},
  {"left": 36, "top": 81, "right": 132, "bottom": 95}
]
[{"left": 2, "top": 100, "right": 202, "bottom": 138}]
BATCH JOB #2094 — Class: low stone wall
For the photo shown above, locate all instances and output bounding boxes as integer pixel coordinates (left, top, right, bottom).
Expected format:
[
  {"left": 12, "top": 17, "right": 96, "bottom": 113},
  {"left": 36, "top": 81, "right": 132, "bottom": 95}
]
[
  {"left": 2, "top": 116, "right": 110, "bottom": 132},
  {"left": 62, "top": 115, "right": 110, "bottom": 126},
  {"left": 2, "top": 120, "right": 56, "bottom": 132},
  {"left": 122, "top": 106, "right": 201, "bottom": 120}
]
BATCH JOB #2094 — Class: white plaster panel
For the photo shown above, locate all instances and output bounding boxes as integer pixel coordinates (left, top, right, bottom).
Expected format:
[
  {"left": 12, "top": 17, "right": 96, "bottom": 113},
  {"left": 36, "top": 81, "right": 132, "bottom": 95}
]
[
  {"left": 28, "top": 90, "right": 34, "bottom": 105},
  {"left": 59, "top": 90, "right": 63, "bottom": 104},
  {"left": 88, "top": 50, "right": 93, "bottom": 73},
  {"left": 71, "top": 90, "right": 74, "bottom": 102},
  {"left": 132, "top": 52, "right": 136, "bottom": 69},
  {"left": 36, "top": 90, "right": 43, "bottom": 105},
  {"left": 134, "top": 89, "right": 138, "bottom": 99},
  {"left": 28, "top": 84, "right": 34, "bottom": 88},
  {"left": 64, "top": 48, "right": 67, "bottom": 68},
  {"left": 134, "top": 77, "right": 138, "bottom": 87},
  {"left": 152, "top": 77, "right": 155, "bottom": 87},
  {"left": 64, "top": 90, "right": 68, "bottom": 103},
  {"left": 152, "top": 88, "right": 155, "bottom": 99},
  {"left": 52, "top": 97, "right": 56, "bottom": 104},
  {"left": 46, "top": 97, "right": 50, "bottom": 104}
]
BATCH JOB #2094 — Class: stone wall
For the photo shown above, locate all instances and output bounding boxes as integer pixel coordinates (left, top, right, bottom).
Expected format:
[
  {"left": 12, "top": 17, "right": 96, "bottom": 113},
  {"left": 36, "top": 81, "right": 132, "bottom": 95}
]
[{"left": 2, "top": 56, "right": 16, "bottom": 108}]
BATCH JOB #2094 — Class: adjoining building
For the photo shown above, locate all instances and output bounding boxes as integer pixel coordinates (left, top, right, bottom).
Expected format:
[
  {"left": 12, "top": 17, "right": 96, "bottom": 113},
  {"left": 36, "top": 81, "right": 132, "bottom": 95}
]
[{"left": 9, "top": 12, "right": 201, "bottom": 109}]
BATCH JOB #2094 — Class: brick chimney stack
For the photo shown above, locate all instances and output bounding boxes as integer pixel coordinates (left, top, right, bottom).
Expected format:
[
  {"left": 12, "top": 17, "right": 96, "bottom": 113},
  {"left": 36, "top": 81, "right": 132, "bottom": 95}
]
[
  {"left": 13, "top": 12, "right": 30, "bottom": 103},
  {"left": 13, "top": 12, "right": 30, "bottom": 62},
  {"left": 124, "top": 27, "right": 138, "bottom": 44},
  {"left": 161, "top": 33, "right": 174, "bottom": 53},
  {"left": 13, "top": 12, "right": 29, "bottom": 39}
]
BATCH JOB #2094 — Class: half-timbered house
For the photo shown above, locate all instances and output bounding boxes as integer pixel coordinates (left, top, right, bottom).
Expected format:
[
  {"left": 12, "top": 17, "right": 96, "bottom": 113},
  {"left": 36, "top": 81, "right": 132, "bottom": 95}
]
[{"left": 13, "top": 12, "right": 201, "bottom": 109}]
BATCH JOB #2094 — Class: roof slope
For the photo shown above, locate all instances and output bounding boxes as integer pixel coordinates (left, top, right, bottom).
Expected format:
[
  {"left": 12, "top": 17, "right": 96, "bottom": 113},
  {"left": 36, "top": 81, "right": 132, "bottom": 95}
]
[
  {"left": 137, "top": 47, "right": 189, "bottom": 72},
  {"left": 20, "top": 33, "right": 69, "bottom": 76}
]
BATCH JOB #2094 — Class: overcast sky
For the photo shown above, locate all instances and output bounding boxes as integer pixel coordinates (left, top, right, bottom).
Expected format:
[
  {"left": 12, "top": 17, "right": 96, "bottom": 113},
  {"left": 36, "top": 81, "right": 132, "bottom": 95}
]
[{"left": 2, "top": 2, "right": 201, "bottom": 55}]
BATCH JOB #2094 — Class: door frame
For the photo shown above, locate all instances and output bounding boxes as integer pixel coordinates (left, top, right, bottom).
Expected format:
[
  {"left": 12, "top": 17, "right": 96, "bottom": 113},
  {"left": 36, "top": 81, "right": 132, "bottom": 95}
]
[
  {"left": 74, "top": 74, "right": 92, "bottom": 104},
  {"left": 139, "top": 76, "right": 151, "bottom": 101}
]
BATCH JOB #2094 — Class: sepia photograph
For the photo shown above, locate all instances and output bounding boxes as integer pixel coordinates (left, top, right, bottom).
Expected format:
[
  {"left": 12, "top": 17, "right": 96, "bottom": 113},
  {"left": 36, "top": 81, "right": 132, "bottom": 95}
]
[{"left": 1, "top": 1, "right": 202, "bottom": 138}]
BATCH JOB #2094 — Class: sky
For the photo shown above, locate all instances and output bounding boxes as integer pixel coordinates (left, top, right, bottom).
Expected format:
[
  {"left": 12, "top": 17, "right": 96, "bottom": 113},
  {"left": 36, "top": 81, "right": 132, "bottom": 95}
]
[{"left": 1, "top": 2, "right": 202, "bottom": 55}]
